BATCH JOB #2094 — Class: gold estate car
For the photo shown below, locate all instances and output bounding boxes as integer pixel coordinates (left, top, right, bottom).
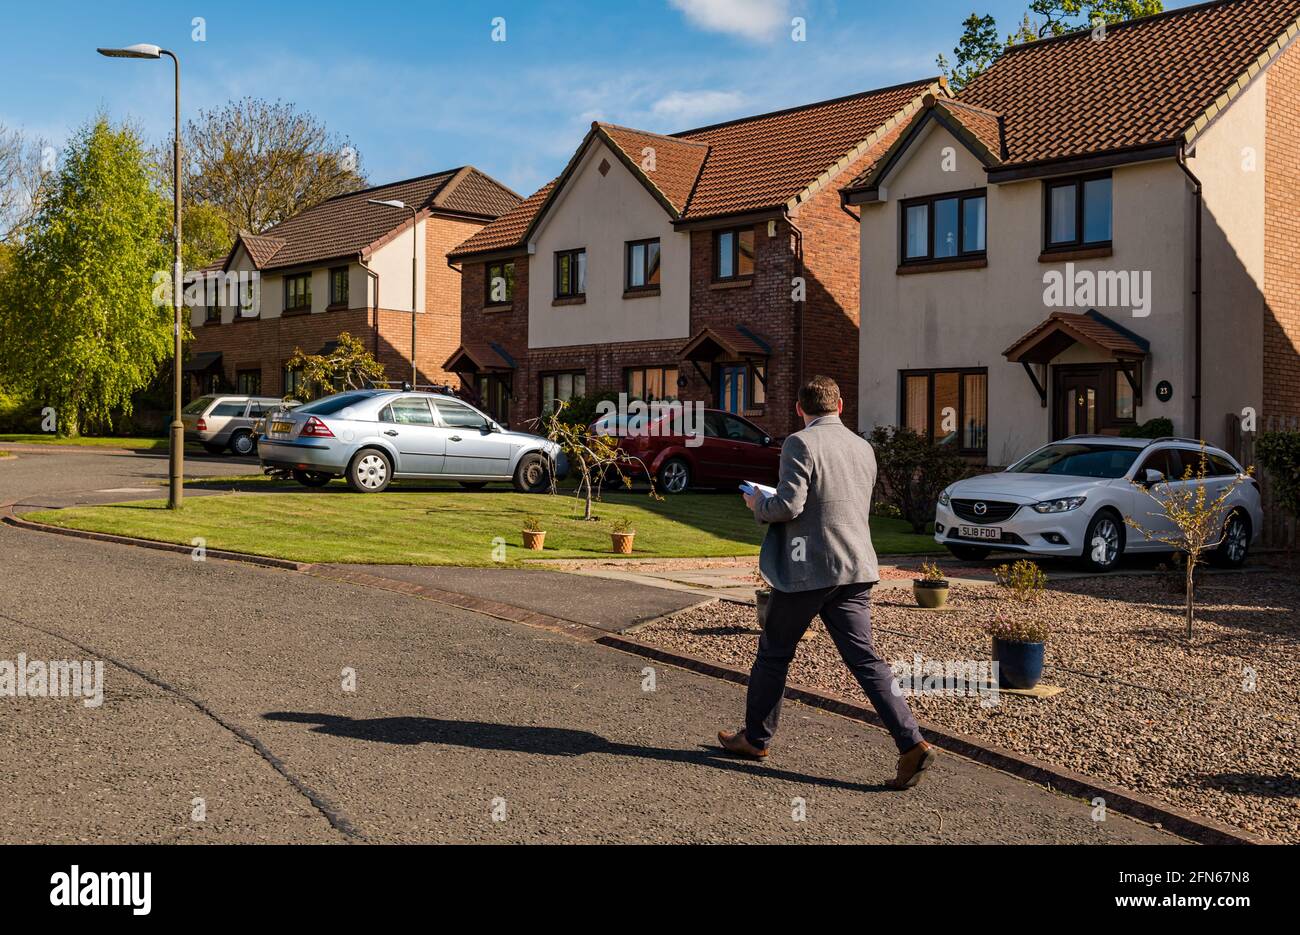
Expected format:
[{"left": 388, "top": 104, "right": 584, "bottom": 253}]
[{"left": 181, "top": 395, "right": 300, "bottom": 456}]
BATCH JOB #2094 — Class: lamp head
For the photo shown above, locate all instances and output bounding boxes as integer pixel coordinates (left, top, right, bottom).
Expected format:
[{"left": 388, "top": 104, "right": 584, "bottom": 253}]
[
  {"left": 97, "top": 43, "right": 163, "bottom": 59},
  {"left": 367, "top": 199, "right": 407, "bottom": 209}
]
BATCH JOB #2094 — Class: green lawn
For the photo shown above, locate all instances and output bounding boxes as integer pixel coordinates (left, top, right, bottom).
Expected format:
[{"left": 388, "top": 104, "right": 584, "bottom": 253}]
[
  {"left": 26, "top": 481, "right": 939, "bottom": 565},
  {"left": 0, "top": 433, "right": 169, "bottom": 451}
]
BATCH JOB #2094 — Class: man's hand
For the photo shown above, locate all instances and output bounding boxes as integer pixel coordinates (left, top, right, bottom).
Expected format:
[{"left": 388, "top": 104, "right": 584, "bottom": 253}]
[{"left": 742, "top": 489, "right": 761, "bottom": 512}]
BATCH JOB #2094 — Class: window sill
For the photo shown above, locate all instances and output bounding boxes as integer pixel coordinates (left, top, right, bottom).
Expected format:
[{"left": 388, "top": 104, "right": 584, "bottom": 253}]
[
  {"left": 896, "top": 257, "right": 987, "bottom": 275},
  {"left": 483, "top": 303, "right": 513, "bottom": 313},
  {"left": 232, "top": 313, "right": 262, "bottom": 323},
  {"left": 1039, "top": 245, "right": 1112, "bottom": 262},
  {"left": 325, "top": 302, "right": 348, "bottom": 312},
  {"left": 552, "top": 296, "right": 586, "bottom": 307},
  {"left": 623, "top": 287, "right": 661, "bottom": 300},
  {"left": 203, "top": 318, "right": 222, "bottom": 326},
  {"left": 281, "top": 308, "right": 311, "bottom": 317},
  {"left": 710, "top": 277, "right": 753, "bottom": 290}
]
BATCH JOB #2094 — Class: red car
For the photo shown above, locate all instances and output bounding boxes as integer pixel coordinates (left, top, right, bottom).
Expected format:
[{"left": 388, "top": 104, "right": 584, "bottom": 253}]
[{"left": 592, "top": 407, "right": 782, "bottom": 493}]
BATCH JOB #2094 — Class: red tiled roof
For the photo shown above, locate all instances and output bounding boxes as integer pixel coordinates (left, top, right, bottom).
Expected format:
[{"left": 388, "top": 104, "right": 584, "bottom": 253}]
[
  {"left": 940, "top": 99, "right": 1005, "bottom": 161},
  {"left": 449, "top": 79, "right": 937, "bottom": 259},
  {"left": 234, "top": 167, "right": 520, "bottom": 271},
  {"left": 1004, "top": 311, "right": 1149, "bottom": 362},
  {"left": 960, "top": 0, "right": 1300, "bottom": 167}
]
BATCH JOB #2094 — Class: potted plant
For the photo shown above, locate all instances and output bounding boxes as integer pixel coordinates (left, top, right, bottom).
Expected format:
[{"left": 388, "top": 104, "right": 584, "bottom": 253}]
[
  {"left": 912, "top": 560, "right": 949, "bottom": 608},
  {"left": 984, "top": 616, "right": 1050, "bottom": 690},
  {"left": 987, "top": 559, "right": 1050, "bottom": 689},
  {"left": 752, "top": 570, "right": 772, "bottom": 628},
  {"left": 521, "top": 515, "right": 546, "bottom": 551},
  {"left": 610, "top": 516, "right": 635, "bottom": 554}
]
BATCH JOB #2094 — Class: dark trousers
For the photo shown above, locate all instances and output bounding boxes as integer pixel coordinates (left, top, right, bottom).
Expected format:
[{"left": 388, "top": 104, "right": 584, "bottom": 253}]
[{"left": 745, "top": 582, "right": 924, "bottom": 754}]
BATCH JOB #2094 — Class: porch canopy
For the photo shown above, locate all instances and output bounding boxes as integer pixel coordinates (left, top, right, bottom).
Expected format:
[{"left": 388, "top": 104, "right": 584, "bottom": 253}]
[
  {"left": 1002, "top": 309, "right": 1148, "bottom": 406},
  {"left": 182, "top": 350, "right": 222, "bottom": 373},
  {"left": 442, "top": 341, "right": 516, "bottom": 374},
  {"left": 679, "top": 324, "right": 770, "bottom": 362}
]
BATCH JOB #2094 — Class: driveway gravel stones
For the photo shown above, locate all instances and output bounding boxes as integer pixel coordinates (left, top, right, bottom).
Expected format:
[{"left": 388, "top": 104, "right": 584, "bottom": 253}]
[{"left": 638, "top": 571, "right": 1299, "bottom": 843}]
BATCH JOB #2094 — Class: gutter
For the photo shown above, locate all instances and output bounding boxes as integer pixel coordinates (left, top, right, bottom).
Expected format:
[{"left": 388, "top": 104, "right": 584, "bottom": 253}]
[
  {"left": 1175, "top": 145, "right": 1203, "bottom": 439},
  {"left": 358, "top": 254, "right": 381, "bottom": 361},
  {"left": 786, "top": 215, "right": 806, "bottom": 392}
]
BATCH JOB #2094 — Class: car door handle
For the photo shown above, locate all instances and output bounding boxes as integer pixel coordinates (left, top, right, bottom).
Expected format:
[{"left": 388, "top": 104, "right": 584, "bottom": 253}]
[
  {"left": 384, "top": 429, "right": 399, "bottom": 436},
  {"left": 449, "top": 435, "right": 462, "bottom": 442}
]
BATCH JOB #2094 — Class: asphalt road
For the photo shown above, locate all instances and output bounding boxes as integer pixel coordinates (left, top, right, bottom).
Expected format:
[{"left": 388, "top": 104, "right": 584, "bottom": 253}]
[{"left": 0, "top": 445, "right": 1178, "bottom": 843}]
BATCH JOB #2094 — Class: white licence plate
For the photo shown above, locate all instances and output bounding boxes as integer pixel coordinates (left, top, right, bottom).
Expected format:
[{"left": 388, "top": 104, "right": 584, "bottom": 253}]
[
  {"left": 271, "top": 421, "right": 292, "bottom": 434},
  {"left": 958, "top": 525, "right": 1001, "bottom": 541}
]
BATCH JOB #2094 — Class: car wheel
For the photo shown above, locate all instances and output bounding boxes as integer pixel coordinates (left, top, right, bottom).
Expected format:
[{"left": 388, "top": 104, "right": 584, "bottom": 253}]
[
  {"left": 657, "top": 457, "right": 691, "bottom": 494},
  {"left": 293, "top": 469, "right": 332, "bottom": 488},
  {"left": 459, "top": 481, "right": 488, "bottom": 491},
  {"left": 202, "top": 442, "right": 225, "bottom": 455},
  {"left": 346, "top": 449, "right": 392, "bottom": 493},
  {"left": 1081, "top": 509, "right": 1124, "bottom": 572},
  {"left": 1211, "top": 509, "right": 1251, "bottom": 568},
  {"left": 229, "top": 431, "right": 256, "bottom": 457},
  {"left": 512, "top": 453, "right": 551, "bottom": 493},
  {"left": 946, "top": 544, "right": 990, "bottom": 562}
]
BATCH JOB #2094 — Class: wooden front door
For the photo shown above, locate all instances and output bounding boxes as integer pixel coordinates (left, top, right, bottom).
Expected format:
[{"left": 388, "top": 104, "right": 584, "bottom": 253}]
[{"left": 1052, "top": 366, "right": 1104, "bottom": 439}]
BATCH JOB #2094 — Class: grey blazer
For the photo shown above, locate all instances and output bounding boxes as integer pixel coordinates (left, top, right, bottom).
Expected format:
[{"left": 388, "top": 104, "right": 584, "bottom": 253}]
[{"left": 754, "top": 415, "right": 880, "bottom": 592}]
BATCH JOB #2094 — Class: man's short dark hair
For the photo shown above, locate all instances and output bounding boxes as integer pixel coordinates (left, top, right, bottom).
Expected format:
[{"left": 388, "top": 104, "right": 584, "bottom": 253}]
[{"left": 798, "top": 375, "right": 840, "bottom": 416}]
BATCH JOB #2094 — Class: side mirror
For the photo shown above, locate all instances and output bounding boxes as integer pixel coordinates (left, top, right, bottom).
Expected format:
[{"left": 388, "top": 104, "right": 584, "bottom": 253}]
[
  {"left": 763, "top": 435, "right": 773, "bottom": 447},
  {"left": 485, "top": 421, "right": 500, "bottom": 434},
  {"left": 1143, "top": 468, "right": 1165, "bottom": 486}
]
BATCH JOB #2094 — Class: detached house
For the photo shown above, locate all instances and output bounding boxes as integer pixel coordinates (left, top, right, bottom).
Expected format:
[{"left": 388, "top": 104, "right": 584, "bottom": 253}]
[
  {"left": 844, "top": 0, "right": 1300, "bottom": 466},
  {"left": 443, "top": 79, "right": 941, "bottom": 437},
  {"left": 187, "top": 167, "right": 520, "bottom": 398}
]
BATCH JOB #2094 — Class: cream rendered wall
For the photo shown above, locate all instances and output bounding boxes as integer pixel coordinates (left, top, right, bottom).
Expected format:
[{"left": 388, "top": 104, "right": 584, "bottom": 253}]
[
  {"left": 367, "top": 218, "right": 427, "bottom": 313},
  {"left": 1188, "top": 72, "right": 1267, "bottom": 441},
  {"left": 527, "top": 139, "right": 691, "bottom": 348},
  {"left": 857, "top": 119, "right": 1193, "bottom": 464}
]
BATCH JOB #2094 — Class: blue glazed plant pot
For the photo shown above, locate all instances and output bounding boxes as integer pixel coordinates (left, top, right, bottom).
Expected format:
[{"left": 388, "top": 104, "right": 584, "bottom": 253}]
[{"left": 992, "top": 637, "right": 1045, "bottom": 690}]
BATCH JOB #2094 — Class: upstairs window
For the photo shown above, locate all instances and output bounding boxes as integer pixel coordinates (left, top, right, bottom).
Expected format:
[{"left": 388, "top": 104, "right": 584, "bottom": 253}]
[
  {"left": 485, "top": 260, "right": 515, "bottom": 305},
  {"left": 284, "top": 273, "right": 311, "bottom": 312},
  {"left": 901, "top": 190, "right": 986, "bottom": 263},
  {"left": 625, "top": 239, "right": 661, "bottom": 291},
  {"left": 329, "top": 267, "right": 349, "bottom": 307},
  {"left": 1045, "top": 173, "right": 1111, "bottom": 249},
  {"left": 555, "top": 248, "right": 586, "bottom": 299},
  {"left": 713, "top": 227, "right": 754, "bottom": 280}
]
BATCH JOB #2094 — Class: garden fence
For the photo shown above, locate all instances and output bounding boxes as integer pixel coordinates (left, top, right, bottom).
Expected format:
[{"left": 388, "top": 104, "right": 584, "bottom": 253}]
[{"left": 1227, "top": 412, "right": 1299, "bottom": 551}]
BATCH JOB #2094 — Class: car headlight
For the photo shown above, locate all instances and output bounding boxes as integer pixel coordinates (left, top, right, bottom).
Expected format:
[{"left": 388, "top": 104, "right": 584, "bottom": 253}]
[
  {"left": 938, "top": 489, "right": 951, "bottom": 507},
  {"left": 1032, "top": 496, "right": 1087, "bottom": 513}
]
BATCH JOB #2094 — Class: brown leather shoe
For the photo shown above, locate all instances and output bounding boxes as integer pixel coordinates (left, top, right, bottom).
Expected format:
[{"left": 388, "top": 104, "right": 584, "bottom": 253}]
[
  {"left": 887, "top": 741, "right": 937, "bottom": 790},
  {"left": 718, "top": 728, "right": 768, "bottom": 759}
]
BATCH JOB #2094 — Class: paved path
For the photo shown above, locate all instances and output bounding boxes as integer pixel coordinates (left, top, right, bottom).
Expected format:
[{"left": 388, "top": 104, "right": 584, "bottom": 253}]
[{"left": 0, "top": 445, "right": 1178, "bottom": 843}]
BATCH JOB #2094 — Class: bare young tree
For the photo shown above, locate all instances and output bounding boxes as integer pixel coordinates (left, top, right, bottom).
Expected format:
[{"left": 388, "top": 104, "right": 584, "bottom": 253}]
[
  {"left": 0, "top": 124, "right": 51, "bottom": 243},
  {"left": 1125, "top": 446, "right": 1252, "bottom": 640},
  {"left": 175, "top": 98, "right": 366, "bottom": 237},
  {"left": 537, "top": 401, "right": 658, "bottom": 520}
]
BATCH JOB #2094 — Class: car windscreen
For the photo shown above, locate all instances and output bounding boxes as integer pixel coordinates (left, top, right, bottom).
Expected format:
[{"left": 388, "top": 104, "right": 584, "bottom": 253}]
[
  {"left": 183, "top": 396, "right": 214, "bottom": 414},
  {"left": 296, "top": 392, "right": 373, "bottom": 416},
  {"left": 1007, "top": 444, "right": 1141, "bottom": 479}
]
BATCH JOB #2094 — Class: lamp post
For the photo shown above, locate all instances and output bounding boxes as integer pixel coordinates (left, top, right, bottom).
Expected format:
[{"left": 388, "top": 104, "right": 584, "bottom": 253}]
[
  {"left": 368, "top": 199, "right": 418, "bottom": 387},
  {"left": 98, "top": 43, "right": 185, "bottom": 509}
]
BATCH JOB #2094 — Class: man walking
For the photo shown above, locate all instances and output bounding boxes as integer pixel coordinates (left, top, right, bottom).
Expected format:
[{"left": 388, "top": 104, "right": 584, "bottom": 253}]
[{"left": 719, "top": 375, "right": 936, "bottom": 790}]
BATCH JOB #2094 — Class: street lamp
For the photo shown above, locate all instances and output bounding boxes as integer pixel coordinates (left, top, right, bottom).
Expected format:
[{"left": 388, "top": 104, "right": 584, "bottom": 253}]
[
  {"left": 98, "top": 43, "right": 185, "bottom": 510},
  {"left": 368, "top": 199, "right": 418, "bottom": 386}
]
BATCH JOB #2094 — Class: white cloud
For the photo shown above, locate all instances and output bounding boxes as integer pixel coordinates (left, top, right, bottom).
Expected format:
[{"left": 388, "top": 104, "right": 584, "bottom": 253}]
[
  {"left": 668, "top": 0, "right": 792, "bottom": 43},
  {"left": 650, "top": 89, "right": 747, "bottom": 123}
]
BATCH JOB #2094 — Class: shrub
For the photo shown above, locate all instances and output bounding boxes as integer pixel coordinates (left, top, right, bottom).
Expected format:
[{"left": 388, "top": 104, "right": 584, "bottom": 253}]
[
  {"left": 983, "top": 615, "right": 1050, "bottom": 644},
  {"left": 611, "top": 516, "right": 634, "bottom": 534},
  {"left": 917, "top": 560, "right": 946, "bottom": 584},
  {"left": 993, "top": 559, "right": 1047, "bottom": 601},
  {"left": 1255, "top": 430, "right": 1300, "bottom": 520},
  {"left": 552, "top": 391, "right": 621, "bottom": 428},
  {"left": 868, "top": 425, "right": 969, "bottom": 534},
  {"left": 522, "top": 514, "right": 544, "bottom": 532},
  {"left": 1119, "top": 417, "right": 1174, "bottom": 439}
]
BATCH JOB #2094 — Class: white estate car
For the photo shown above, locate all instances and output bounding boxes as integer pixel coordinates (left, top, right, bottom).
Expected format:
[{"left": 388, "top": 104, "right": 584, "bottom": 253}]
[{"left": 934, "top": 435, "right": 1262, "bottom": 572}]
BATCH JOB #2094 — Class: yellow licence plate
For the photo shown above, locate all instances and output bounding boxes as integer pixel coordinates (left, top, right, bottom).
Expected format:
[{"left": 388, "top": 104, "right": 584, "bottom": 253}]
[{"left": 271, "top": 421, "right": 292, "bottom": 433}]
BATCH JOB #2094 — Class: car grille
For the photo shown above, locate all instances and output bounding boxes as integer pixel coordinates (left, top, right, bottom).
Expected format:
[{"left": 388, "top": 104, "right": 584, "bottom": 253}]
[{"left": 951, "top": 499, "right": 1020, "bottom": 524}]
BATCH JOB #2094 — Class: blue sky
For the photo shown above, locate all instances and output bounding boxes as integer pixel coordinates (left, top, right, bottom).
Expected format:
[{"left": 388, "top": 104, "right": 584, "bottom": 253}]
[{"left": 2, "top": 0, "right": 1195, "bottom": 198}]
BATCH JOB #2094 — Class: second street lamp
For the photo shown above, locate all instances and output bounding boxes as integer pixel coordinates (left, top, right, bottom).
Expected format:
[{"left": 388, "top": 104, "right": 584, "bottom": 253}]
[
  {"left": 367, "top": 199, "right": 418, "bottom": 387},
  {"left": 98, "top": 43, "right": 185, "bottom": 509}
]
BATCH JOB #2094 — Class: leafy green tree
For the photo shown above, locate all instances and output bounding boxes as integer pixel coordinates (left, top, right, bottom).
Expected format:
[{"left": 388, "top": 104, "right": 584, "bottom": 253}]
[
  {"left": 0, "top": 118, "right": 171, "bottom": 436},
  {"left": 284, "top": 331, "right": 385, "bottom": 401},
  {"left": 937, "top": 14, "right": 1001, "bottom": 92},
  {"left": 1029, "top": 0, "right": 1163, "bottom": 38}
]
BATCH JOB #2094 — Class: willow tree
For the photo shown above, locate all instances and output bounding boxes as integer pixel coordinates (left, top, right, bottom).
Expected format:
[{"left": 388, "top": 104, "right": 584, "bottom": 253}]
[{"left": 0, "top": 118, "right": 171, "bottom": 436}]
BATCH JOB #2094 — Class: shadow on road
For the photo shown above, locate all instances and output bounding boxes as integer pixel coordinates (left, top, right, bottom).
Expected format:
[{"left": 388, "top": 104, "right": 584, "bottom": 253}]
[{"left": 263, "top": 711, "right": 892, "bottom": 794}]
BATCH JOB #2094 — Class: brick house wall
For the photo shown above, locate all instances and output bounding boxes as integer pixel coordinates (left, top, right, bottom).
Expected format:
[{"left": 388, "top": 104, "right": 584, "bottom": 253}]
[{"left": 1264, "top": 38, "right": 1300, "bottom": 421}]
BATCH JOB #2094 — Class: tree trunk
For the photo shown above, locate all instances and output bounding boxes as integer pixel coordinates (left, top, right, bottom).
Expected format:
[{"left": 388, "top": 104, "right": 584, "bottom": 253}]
[{"left": 1185, "top": 557, "right": 1195, "bottom": 640}]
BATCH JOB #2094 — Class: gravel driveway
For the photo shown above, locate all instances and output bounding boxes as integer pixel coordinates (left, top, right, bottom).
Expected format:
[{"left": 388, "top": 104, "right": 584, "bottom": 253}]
[{"left": 639, "top": 570, "right": 1299, "bottom": 843}]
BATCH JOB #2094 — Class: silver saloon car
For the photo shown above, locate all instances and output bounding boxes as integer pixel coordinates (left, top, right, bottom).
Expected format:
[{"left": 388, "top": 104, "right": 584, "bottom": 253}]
[{"left": 256, "top": 389, "right": 564, "bottom": 493}]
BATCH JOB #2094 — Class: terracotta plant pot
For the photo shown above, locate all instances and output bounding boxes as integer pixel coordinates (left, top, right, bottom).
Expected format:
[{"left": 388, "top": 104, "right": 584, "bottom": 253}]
[
  {"left": 611, "top": 531, "right": 635, "bottom": 554},
  {"left": 522, "top": 529, "right": 546, "bottom": 551},
  {"left": 913, "top": 579, "right": 949, "bottom": 608}
]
